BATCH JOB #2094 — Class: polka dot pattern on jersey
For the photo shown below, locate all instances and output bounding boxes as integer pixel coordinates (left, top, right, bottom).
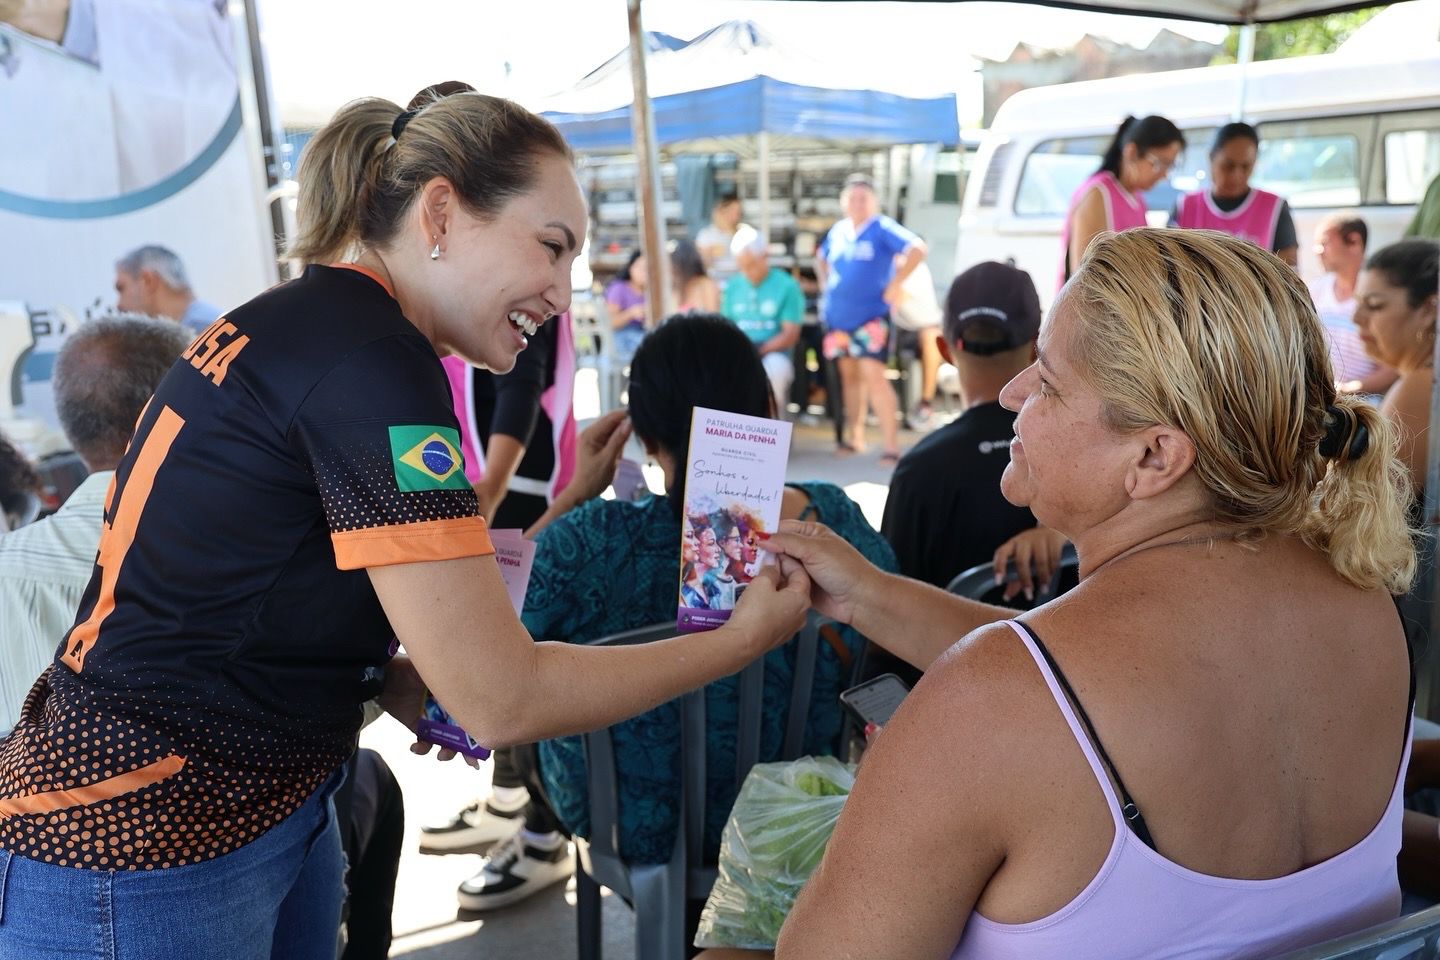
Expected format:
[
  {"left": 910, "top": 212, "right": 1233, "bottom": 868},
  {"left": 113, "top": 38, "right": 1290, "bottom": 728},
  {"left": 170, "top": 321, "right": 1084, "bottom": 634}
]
[{"left": 311, "top": 434, "right": 479, "bottom": 534}]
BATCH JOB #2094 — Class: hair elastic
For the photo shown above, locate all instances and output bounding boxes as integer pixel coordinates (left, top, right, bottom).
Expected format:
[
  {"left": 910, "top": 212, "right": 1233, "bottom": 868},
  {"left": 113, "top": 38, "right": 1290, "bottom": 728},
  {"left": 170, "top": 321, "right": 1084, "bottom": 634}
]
[
  {"left": 391, "top": 109, "right": 418, "bottom": 141},
  {"left": 1319, "top": 404, "right": 1369, "bottom": 464}
]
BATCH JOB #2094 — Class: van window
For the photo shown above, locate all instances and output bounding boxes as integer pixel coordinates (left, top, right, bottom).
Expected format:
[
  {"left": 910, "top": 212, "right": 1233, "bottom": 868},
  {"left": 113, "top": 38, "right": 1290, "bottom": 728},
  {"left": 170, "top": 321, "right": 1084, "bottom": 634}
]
[
  {"left": 1015, "top": 136, "right": 1185, "bottom": 217},
  {"left": 1385, "top": 129, "right": 1440, "bottom": 205},
  {"left": 1252, "top": 122, "right": 1362, "bottom": 209},
  {"left": 1016, "top": 137, "right": 1107, "bottom": 217}
]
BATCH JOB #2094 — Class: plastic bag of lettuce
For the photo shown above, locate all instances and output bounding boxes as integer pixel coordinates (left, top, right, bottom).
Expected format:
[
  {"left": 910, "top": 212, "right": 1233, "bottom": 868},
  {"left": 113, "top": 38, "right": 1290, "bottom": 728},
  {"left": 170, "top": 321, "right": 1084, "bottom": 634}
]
[{"left": 694, "top": 755, "right": 855, "bottom": 950}]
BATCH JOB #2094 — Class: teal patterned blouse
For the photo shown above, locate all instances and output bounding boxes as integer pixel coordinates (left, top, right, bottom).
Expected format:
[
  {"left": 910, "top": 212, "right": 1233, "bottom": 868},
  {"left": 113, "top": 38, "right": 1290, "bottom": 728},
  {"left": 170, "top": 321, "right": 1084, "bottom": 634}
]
[{"left": 524, "top": 481, "right": 897, "bottom": 864}]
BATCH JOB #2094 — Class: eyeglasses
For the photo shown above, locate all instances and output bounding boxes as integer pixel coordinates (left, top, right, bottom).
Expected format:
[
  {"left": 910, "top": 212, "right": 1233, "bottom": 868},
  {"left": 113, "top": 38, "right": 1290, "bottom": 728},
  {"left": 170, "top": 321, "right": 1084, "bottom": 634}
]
[{"left": 1143, "top": 153, "right": 1176, "bottom": 175}]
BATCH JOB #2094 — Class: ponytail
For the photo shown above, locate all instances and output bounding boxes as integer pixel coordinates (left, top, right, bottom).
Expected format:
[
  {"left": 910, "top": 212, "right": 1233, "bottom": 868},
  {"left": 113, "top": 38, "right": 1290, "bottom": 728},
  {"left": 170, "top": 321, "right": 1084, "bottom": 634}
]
[
  {"left": 1301, "top": 396, "right": 1418, "bottom": 595},
  {"left": 287, "top": 89, "right": 572, "bottom": 267},
  {"left": 1098, "top": 116, "right": 1137, "bottom": 176},
  {"left": 1096, "top": 114, "right": 1186, "bottom": 177},
  {"left": 288, "top": 98, "right": 399, "bottom": 265}
]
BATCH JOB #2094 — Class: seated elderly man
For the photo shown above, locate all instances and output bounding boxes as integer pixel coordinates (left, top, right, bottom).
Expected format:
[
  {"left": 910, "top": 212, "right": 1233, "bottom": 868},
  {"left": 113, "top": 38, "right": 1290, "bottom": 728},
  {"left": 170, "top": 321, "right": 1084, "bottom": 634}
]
[
  {"left": 707, "top": 228, "right": 1419, "bottom": 960},
  {"left": 720, "top": 225, "right": 803, "bottom": 410},
  {"left": 0, "top": 315, "right": 189, "bottom": 731}
]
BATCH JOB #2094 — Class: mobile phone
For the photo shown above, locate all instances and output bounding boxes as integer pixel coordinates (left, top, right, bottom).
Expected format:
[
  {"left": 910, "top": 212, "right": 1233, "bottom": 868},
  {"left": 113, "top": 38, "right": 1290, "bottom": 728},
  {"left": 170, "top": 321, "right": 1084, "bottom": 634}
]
[{"left": 839, "top": 674, "right": 911, "bottom": 730}]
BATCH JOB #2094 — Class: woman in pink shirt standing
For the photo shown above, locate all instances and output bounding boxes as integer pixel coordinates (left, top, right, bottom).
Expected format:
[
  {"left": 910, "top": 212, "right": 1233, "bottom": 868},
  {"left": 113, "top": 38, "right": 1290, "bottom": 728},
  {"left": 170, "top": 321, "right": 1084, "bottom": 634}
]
[
  {"left": 1059, "top": 115, "right": 1184, "bottom": 289},
  {"left": 1172, "top": 122, "right": 1299, "bottom": 267}
]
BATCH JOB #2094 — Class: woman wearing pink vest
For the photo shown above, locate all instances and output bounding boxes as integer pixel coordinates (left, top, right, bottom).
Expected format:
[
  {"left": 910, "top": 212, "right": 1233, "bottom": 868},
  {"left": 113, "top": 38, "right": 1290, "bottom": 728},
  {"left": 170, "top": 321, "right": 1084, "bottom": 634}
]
[
  {"left": 1172, "top": 122, "right": 1299, "bottom": 267},
  {"left": 1059, "top": 115, "right": 1184, "bottom": 290}
]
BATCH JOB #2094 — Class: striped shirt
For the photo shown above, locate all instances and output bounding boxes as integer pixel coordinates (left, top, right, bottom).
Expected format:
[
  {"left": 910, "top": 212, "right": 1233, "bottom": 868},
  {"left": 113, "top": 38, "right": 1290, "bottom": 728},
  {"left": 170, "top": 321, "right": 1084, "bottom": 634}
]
[{"left": 0, "top": 471, "right": 108, "bottom": 734}]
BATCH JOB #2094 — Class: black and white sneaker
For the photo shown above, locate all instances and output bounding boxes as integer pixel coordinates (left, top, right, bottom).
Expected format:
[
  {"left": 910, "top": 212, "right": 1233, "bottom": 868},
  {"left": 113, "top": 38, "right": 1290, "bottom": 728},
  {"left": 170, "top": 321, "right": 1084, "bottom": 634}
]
[
  {"left": 455, "top": 832, "right": 575, "bottom": 911},
  {"left": 419, "top": 796, "right": 525, "bottom": 853}
]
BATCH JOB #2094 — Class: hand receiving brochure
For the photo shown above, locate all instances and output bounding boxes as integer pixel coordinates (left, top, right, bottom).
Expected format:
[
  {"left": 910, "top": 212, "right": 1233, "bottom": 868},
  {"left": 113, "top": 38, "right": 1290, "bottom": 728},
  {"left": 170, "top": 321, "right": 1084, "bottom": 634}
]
[
  {"left": 677, "top": 407, "right": 793, "bottom": 633},
  {"left": 415, "top": 528, "right": 536, "bottom": 760}
]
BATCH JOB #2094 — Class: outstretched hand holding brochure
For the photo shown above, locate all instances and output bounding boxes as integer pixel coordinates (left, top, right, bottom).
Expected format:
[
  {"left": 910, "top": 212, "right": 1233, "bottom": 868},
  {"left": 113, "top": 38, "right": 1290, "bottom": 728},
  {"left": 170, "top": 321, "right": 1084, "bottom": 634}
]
[
  {"left": 677, "top": 407, "right": 793, "bottom": 633},
  {"left": 414, "top": 529, "right": 536, "bottom": 760}
]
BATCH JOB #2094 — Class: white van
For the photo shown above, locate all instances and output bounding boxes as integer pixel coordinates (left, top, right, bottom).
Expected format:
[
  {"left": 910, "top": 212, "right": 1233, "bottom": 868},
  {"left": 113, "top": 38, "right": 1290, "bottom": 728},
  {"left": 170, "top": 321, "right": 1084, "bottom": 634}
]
[{"left": 956, "top": 51, "right": 1440, "bottom": 304}]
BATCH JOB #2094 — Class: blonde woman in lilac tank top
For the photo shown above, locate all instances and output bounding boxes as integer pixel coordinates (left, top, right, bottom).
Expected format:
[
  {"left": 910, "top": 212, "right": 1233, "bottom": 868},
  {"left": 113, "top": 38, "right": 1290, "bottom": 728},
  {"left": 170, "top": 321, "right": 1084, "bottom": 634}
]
[
  {"left": 746, "top": 229, "right": 1418, "bottom": 960},
  {"left": 1059, "top": 115, "right": 1184, "bottom": 291}
]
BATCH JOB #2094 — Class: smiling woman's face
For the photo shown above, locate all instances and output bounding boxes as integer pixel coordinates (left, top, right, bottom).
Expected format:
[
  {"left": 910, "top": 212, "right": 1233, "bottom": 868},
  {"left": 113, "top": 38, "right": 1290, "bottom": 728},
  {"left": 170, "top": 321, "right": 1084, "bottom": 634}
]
[{"left": 420, "top": 154, "right": 587, "bottom": 374}]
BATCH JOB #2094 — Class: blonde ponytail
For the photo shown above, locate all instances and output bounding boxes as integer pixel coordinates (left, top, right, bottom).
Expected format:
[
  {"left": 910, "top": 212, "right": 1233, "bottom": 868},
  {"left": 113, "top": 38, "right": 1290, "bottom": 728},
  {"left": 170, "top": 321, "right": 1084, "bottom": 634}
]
[
  {"left": 286, "top": 90, "right": 572, "bottom": 268},
  {"left": 1302, "top": 397, "right": 1418, "bottom": 594},
  {"left": 287, "top": 98, "right": 399, "bottom": 265}
]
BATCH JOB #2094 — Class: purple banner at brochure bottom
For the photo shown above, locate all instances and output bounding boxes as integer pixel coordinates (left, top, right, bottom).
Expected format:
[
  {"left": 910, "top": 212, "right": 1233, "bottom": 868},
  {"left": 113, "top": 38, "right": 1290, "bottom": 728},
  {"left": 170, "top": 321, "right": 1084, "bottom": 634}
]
[
  {"left": 417, "top": 714, "right": 492, "bottom": 761},
  {"left": 677, "top": 606, "right": 731, "bottom": 634}
]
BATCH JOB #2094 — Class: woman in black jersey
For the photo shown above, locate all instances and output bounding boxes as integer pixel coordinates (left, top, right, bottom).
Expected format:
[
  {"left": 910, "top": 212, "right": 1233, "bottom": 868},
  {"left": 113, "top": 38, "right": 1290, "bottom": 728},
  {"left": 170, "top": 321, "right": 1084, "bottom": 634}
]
[{"left": 0, "top": 90, "right": 808, "bottom": 959}]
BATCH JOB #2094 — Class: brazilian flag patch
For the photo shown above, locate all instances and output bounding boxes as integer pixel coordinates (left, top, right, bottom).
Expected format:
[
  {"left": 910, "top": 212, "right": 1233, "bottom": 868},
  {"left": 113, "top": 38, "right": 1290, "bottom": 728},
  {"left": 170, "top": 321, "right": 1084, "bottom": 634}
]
[{"left": 388, "top": 425, "right": 469, "bottom": 492}]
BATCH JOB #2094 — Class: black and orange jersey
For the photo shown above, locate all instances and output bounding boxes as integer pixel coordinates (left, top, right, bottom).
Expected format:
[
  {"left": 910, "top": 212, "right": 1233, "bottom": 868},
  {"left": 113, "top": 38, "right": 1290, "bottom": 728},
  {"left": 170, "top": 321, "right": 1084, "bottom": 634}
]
[{"left": 0, "top": 265, "right": 492, "bottom": 869}]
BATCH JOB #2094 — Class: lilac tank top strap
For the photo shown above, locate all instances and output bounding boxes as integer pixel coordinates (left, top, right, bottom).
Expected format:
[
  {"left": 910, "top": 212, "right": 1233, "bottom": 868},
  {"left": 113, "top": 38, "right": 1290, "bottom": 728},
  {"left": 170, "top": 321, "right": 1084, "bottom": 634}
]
[{"left": 1003, "top": 620, "right": 1127, "bottom": 827}]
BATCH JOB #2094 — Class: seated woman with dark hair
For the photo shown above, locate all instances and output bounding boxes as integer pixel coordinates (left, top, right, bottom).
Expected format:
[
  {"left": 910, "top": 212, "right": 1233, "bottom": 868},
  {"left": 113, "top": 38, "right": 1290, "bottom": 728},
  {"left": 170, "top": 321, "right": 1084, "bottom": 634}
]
[
  {"left": 522, "top": 314, "right": 894, "bottom": 876},
  {"left": 1351, "top": 238, "right": 1439, "bottom": 497}
]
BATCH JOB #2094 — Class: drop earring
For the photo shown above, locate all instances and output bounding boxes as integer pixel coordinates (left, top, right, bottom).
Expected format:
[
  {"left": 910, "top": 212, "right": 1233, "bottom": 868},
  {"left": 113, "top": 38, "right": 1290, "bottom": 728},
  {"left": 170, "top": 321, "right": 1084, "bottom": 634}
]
[{"left": 430, "top": 240, "right": 441, "bottom": 261}]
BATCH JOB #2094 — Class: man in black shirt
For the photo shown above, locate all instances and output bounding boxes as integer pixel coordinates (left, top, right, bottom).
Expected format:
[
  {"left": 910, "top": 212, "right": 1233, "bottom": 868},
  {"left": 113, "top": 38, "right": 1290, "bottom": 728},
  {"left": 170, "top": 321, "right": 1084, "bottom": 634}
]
[{"left": 882, "top": 261, "right": 1041, "bottom": 593}]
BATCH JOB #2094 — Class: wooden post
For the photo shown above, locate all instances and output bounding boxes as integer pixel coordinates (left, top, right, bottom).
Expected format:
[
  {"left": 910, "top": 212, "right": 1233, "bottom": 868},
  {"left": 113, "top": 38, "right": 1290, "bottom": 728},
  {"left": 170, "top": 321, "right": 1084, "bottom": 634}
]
[
  {"left": 627, "top": 0, "right": 671, "bottom": 328},
  {"left": 758, "top": 130, "right": 772, "bottom": 246}
]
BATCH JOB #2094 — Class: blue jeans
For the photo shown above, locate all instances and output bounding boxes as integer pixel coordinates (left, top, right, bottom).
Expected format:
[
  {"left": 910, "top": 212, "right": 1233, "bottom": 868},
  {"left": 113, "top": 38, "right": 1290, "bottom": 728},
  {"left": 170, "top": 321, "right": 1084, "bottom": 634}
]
[{"left": 0, "top": 769, "right": 345, "bottom": 960}]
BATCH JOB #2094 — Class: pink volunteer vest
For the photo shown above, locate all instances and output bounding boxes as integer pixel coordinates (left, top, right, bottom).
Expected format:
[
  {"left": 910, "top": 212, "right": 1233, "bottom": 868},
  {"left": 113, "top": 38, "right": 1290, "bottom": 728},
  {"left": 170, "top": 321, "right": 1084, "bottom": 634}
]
[
  {"left": 441, "top": 314, "right": 577, "bottom": 500},
  {"left": 1058, "top": 171, "right": 1150, "bottom": 292},
  {"left": 1176, "top": 189, "right": 1283, "bottom": 251}
]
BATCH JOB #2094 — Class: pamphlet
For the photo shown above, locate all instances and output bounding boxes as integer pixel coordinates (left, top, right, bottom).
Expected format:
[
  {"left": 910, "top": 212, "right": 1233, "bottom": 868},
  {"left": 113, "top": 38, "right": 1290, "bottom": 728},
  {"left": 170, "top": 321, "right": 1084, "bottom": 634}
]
[
  {"left": 612, "top": 457, "right": 650, "bottom": 503},
  {"left": 676, "top": 407, "right": 792, "bottom": 633},
  {"left": 416, "top": 528, "right": 536, "bottom": 760}
]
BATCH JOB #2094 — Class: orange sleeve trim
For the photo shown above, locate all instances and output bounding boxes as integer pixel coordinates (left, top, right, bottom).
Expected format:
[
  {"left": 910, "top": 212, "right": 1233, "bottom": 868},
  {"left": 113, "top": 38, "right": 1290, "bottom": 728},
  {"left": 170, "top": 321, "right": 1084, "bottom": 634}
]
[
  {"left": 0, "top": 754, "right": 185, "bottom": 819},
  {"left": 332, "top": 516, "right": 495, "bottom": 571}
]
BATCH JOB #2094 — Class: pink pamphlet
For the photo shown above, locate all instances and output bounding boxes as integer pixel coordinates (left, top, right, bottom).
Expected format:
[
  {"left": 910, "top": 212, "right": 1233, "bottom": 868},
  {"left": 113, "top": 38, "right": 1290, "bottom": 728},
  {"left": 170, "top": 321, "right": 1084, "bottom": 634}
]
[
  {"left": 676, "top": 407, "right": 792, "bottom": 633},
  {"left": 416, "top": 529, "right": 536, "bottom": 759}
]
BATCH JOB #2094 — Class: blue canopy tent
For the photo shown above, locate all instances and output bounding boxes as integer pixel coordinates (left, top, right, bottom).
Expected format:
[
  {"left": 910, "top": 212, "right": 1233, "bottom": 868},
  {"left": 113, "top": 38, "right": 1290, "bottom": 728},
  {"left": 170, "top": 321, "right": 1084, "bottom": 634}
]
[
  {"left": 533, "top": 20, "right": 961, "bottom": 266},
  {"left": 541, "top": 75, "right": 960, "bottom": 154},
  {"left": 536, "top": 21, "right": 960, "bottom": 152}
]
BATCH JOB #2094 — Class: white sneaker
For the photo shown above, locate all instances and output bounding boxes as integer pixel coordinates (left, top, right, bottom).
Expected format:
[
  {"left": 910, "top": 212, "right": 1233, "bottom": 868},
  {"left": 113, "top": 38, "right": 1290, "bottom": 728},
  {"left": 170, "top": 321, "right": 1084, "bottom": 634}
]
[
  {"left": 455, "top": 832, "right": 575, "bottom": 911},
  {"left": 419, "top": 797, "right": 525, "bottom": 853}
]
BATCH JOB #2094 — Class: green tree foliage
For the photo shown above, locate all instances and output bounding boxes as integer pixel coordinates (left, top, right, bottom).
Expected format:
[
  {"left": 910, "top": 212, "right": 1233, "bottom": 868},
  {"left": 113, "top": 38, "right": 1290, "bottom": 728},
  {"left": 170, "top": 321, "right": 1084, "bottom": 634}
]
[{"left": 1212, "top": 7, "right": 1386, "bottom": 64}]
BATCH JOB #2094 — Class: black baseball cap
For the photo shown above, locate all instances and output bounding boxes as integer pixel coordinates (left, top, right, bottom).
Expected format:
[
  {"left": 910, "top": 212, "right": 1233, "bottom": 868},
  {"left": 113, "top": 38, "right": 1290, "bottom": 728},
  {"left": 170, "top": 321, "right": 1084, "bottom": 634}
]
[{"left": 943, "top": 261, "right": 1042, "bottom": 356}]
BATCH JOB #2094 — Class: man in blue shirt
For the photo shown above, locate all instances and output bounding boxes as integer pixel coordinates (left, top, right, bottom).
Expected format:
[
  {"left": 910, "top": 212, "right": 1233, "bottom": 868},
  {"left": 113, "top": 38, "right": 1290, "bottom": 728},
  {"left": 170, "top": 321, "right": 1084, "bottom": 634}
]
[
  {"left": 817, "top": 174, "right": 927, "bottom": 461},
  {"left": 114, "top": 244, "right": 222, "bottom": 336},
  {"left": 720, "top": 225, "right": 803, "bottom": 410}
]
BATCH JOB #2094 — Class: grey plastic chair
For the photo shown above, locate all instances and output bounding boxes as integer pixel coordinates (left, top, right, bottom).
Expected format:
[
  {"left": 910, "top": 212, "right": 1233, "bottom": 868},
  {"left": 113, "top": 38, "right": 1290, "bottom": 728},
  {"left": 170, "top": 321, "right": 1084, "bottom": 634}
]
[
  {"left": 1267, "top": 906, "right": 1440, "bottom": 960},
  {"left": 946, "top": 543, "right": 1078, "bottom": 605},
  {"left": 574, "top": 613, "right": 826, "bottom": 960}
]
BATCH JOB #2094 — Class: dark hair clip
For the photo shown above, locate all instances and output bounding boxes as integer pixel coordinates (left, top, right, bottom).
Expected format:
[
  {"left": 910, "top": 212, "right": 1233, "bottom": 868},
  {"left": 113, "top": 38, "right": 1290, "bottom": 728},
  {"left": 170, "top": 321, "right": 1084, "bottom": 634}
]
[
  {"left": 1319, "top": 404, "right": 1369, "bottom": 464},
  {"left": 391, "top": 109, "right": 418, "bottom": 141}
]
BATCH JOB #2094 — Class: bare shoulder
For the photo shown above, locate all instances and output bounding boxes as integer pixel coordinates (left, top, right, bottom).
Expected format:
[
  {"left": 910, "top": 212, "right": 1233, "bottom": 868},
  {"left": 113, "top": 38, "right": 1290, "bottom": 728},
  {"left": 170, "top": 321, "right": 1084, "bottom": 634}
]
[
  {"left": 1384, "top": 370, "right": 1433, "bottom": 426},
  {"left": 889, "top": 621, "right": 1059, "bottom": 783}
]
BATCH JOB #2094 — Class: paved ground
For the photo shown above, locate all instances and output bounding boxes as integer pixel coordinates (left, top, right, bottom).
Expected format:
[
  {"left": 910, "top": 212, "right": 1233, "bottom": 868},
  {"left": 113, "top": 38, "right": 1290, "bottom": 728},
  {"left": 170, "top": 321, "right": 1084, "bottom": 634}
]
[{"left": 373, "top": 406, "right": 944, "bottom": 958}]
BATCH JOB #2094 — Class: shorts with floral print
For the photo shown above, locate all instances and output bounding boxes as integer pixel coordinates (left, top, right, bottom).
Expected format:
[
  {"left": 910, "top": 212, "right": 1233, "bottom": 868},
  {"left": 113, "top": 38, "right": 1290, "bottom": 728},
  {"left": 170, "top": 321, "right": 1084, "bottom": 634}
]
[{"left": 823, "top": 316, "right": 890, "bottom": 362}]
